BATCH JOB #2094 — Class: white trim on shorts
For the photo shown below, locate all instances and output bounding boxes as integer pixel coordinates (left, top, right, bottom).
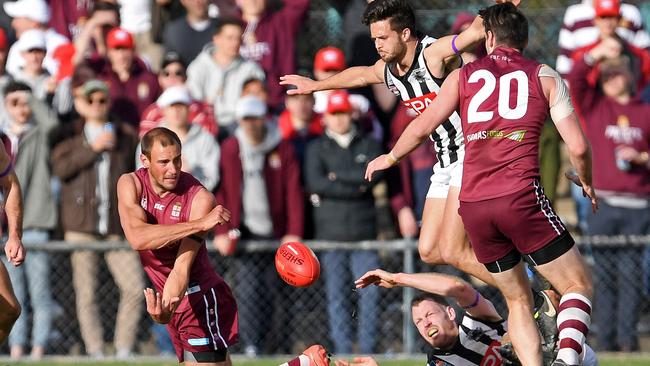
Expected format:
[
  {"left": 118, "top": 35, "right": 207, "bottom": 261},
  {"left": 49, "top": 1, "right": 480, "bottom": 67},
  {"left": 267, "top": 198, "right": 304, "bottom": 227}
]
[{"left": 426, "top": 150, "right": 464, "bottom": 199}]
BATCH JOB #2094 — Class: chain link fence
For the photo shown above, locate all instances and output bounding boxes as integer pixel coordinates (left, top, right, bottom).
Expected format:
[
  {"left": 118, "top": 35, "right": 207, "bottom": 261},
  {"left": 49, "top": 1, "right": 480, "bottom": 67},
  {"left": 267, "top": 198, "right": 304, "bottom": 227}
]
[{"left": 3, "top": 238, "right": 650, "bottom": 358}]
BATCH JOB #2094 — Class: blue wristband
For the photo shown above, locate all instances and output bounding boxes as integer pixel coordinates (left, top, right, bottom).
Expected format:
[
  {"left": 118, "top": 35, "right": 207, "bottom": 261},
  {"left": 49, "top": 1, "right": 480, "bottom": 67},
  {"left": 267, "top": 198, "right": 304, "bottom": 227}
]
[{"left": 462, "top": 290, "right": 481, "bottom": 309}]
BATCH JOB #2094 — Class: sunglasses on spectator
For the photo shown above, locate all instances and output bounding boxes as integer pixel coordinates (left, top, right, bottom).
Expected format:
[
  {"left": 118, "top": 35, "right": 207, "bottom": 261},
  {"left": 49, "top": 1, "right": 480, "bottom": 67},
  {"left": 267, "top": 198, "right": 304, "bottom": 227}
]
[
  {"left": 162, "top": 69, "right": 185, "bottom": 77},
  {"left": 87, "top": 97, "right": 108, "bottom": 105}
]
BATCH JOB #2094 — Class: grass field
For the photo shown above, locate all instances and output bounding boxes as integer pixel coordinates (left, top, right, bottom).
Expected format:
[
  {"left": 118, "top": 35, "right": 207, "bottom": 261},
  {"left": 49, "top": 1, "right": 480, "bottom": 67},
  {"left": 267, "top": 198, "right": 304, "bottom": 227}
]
[{"left": 2, "top": 355, "right": 650, "bottom": 366}]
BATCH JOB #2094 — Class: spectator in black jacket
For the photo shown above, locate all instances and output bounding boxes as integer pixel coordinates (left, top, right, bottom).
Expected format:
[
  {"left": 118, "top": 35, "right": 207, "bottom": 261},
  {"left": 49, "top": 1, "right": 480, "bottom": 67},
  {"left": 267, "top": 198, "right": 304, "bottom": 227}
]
[{"left": 304, "top": 90, "right": 384, "bottom": 354}]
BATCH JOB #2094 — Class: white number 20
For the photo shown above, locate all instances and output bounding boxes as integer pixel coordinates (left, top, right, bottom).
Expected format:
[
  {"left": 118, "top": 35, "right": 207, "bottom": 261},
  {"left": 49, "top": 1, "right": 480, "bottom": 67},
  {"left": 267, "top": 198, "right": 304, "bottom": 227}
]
[{"left": 466, "top": 69, "right": 529, "bottom": 123}]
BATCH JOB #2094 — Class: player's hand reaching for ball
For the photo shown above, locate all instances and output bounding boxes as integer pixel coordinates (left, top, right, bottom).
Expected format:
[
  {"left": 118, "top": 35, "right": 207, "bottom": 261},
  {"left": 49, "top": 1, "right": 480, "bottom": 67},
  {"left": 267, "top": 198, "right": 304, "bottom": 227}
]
[
  {"left": 4, "top": 236, "right": 25, "bottom": 266},
  {"left": 201, "top": 205, "right": 231, "bottom": 231},
  {"left": 335, "top": 356, "right": 379, "bottom": 366},
  {"left": 144, "top": 288, "right": 180, "bottom": 324},
  {"left": 279, "top": 74, "right": 317, "bottom": 95},
  {"left": 355, "top": 269, "right": 398, "bottom": 289}
]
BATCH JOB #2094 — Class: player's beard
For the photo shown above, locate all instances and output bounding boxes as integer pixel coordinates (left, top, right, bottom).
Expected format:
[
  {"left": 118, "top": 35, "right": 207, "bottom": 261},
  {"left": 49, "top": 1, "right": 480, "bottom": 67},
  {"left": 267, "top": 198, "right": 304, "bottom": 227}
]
[{"left": 378, "top": 42, "right": 406, "bottom": 64}]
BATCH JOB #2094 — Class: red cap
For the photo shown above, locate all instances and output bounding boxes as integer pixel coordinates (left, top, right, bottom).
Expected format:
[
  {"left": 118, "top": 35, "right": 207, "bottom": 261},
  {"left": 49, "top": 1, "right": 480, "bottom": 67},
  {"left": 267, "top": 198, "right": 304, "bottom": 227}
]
[
  {"left": 0, "top": 28, "right": 7, "bottom": 50},
  {"left": 594, "top": 0, "right": 620, "bottom": 17},
  {"left": 314, "top": 47, "right": 346, "bottom": 72},
  {"left": 106, "top": 27, "right": 134, "bottom": 49},
  {"left": 326, "top": 90, "right": 352, "bottom": 114}
]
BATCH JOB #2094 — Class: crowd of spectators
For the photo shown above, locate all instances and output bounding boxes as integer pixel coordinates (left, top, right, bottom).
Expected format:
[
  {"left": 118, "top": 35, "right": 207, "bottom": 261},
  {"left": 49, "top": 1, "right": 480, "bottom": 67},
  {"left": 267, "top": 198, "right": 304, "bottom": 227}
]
[{"left": 0, "top": 0, "right": 649, "bottom": 360}]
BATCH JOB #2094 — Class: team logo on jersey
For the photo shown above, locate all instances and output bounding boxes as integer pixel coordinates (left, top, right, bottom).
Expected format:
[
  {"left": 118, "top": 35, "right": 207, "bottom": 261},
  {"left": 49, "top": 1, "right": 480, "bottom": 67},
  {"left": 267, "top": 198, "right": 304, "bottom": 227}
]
[
  {"left": 140, "top": 197, "right": 147, "bottom": 209},
  {"left": 605, "top": 115, "right": 643, "bottom": 144},
  {"left": 412, "top": 67, "right": 428, "bottom": 82},
  {"left": 386, "top": 80, "right": 400, "bottom": 96},
  {"left": 403, "top": 92, "right": 437, "bottom": 114},
  {"left": 154, "top": 203, "right": 165, "bottom": 211},
  {"left": 171, "top": 202, "right": 182, "bottom": 218}
]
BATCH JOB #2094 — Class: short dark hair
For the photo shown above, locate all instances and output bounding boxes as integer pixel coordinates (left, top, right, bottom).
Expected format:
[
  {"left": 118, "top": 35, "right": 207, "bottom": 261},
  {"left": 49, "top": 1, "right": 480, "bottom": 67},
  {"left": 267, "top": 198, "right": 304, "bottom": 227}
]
[
  {"left": 411, "top": 292, "right": 450, "bottom": 309},
  {"left": 141, "top": 127, "right": 181, "bottom": 159},
  {"left": 478, "top": 2, "right": 528, "bottom": 51},
  {"left": 242, "top": 77, "right": 266, "bottom": 90},
  {"left": 214, "top": 17, "right": 244, "bottom": 36},
  {"left": 362, "top": 0, "right": 417, "bottom": 34},
  {"left": 90, "top": 1, "right": 120, "bottom": 20},
  {"left": 4, "top": 81, "right": 32, "bottom": 96}
]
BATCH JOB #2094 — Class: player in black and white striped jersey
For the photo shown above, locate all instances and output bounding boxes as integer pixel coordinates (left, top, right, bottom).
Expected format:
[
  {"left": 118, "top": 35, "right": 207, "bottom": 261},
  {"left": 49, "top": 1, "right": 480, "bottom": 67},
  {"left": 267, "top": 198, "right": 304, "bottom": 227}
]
[
  {"left": 338, "top": 269, "right": 597, "bottom": 366},
  {"left": 281, "top": 0, "right": 501, "bottom": 291}
]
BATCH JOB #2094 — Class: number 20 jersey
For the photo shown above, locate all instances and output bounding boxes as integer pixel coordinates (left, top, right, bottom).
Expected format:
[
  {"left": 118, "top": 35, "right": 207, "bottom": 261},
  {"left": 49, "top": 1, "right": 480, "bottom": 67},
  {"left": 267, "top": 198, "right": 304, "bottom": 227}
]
[
  {"left": 458, "top": 47, "right": 549, "bottom": 202},
  {"left": 385, "top": 35, "right": 464, "bottom": 168}
]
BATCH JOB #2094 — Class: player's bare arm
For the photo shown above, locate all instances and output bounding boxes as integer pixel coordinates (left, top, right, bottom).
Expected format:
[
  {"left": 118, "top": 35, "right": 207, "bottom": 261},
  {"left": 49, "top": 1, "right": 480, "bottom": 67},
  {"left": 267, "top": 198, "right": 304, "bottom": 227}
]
[
  {"left": 539, "top": 66, "right": 598, "bottom": 212},
  {"left": 365, "top": 69, "right": 461, "bottom": 181},
  {"left": 424, "top": 16, "right": 485, "bottom": 77},
  {"left": 160, "top": 189, "right": 217, "bottom": 314},
  {"left": 356, "top": 269, "right": 501, "bottom": 321},
  {"left": 279, "top": 59, "right": 385, "bottom": 95},
  {"left": 117, "top": 173, "right": 231, "bottom": 250},
  {"left": 0, "top": 143, "right": 24, "bottom": 266}
]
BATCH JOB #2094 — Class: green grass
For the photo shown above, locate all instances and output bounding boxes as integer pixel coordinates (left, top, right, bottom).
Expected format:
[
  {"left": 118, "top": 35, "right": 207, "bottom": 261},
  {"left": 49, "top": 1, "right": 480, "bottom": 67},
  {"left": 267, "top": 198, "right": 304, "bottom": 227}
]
[{"left": 1, "top": 355, "right": 649, "bottom": 366}]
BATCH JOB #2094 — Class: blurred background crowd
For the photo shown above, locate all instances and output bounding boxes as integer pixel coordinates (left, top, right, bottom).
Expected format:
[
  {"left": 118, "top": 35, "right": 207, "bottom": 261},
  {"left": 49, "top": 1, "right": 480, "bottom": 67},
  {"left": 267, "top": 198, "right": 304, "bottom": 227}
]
[{"left": 1, "top": 0, "right": 650, "bottom": 361}]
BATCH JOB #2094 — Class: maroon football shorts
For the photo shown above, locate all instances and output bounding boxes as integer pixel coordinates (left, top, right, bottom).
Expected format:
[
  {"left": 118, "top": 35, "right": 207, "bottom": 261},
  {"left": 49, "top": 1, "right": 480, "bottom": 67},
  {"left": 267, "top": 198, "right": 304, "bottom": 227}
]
[
  {"left": 458, "top": 180, "right": 568, "bottom": 265},
  {"left": 167, "top": 280, "right": 239, "bottom": 362}
]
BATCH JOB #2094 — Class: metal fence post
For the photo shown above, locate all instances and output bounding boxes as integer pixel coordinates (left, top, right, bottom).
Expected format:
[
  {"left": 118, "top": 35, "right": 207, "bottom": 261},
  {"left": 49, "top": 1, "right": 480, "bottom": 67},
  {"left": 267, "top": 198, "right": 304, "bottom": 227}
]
[{"left": 402, "top": 237, "right": 416, "bottom": 355}]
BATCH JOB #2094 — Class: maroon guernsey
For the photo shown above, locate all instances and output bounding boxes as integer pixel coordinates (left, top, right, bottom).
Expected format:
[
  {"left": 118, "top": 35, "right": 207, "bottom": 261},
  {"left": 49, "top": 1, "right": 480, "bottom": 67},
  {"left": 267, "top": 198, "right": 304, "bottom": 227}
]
[
  {"left": 134, "top": 167, "right": 225, "bottom": 293},
  {"left": 459, "top": 47, "right": 549, "bottom": 202}
]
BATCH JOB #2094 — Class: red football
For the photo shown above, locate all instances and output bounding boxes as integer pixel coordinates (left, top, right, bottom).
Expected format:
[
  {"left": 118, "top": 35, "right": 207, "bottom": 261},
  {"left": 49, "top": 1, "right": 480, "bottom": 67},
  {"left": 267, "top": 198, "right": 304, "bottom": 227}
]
[{"left": 275, "top": 242, "right": 320, "bottom": 287}]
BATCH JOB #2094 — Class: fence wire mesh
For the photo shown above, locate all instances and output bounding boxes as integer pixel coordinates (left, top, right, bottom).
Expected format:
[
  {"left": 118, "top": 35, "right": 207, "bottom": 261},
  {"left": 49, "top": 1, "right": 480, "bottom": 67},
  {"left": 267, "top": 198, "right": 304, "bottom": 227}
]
[{"left": 4, "top": 239, "right": 650, "bottom": 357}]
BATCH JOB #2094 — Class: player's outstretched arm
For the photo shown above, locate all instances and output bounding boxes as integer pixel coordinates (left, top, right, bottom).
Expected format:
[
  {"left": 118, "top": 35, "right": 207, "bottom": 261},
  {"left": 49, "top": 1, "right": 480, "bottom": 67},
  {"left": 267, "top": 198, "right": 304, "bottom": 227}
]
[
  {"left": 280, "top": 59, "right": 385, "bottom": 95},
  {"left": 424, "top": 15, "right": 484, "bottom": 74},
  {"left": 540, "top": 67, "right": 598, "bottom": 213},
  {"left": 117, "top": 174, "right": 231, "bottom": 250},
  {"left": 162, "top": 189, "right": 217, "bottom": 308},
  {"left": 365, "top": 69, "right": 460, "bottom": 181},
  {"left": 0, "top": 143, "right": 24, "bottom": 266},
  {"left": 356, "top": 269, "right": 501, "bottom": 321}
]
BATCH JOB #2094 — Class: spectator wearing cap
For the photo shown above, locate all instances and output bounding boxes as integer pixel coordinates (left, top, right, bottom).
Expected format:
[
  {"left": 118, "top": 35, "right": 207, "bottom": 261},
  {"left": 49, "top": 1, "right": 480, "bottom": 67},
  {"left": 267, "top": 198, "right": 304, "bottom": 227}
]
[
  {"left": 187, "top": 18, "right": 265, "bottom": 139},
  {"left": 557, "top": 0, "right": 650, "bottom": 79},
  {"left": 136, "top": 85, "right": 220, "bottom": 191},
  {"left": 304, "top": 90, "right": 383, "bottom": 354},
  {"left": 139, "top": 51, "right": 217, "bottom": 138},
  {"left": 312, "top": 46, "right": 383, "bottom": 142},
  {"left": 10, "top": 29, "right": 59, "bottom": 103},
  {"left": 84, "top": 27, "right": 161, "bottom": 127},
  {"left": 4, "top": 0, "right": 68, "bottom": 76},
  {"left": 215, "top": 95, "right": 303, "bottom": 356},
  {"left": 163, "top": 0, "right": 218, "bottom": 66},
  {"left": 0, "top": 81, "right": 58, "bottom": 361},
  {"left": 571, "top": 0, "right": 650, "bottom": 93},
  {"left": 237, "top": 0, "right": 309, "bottom": 111},
  {"left": 51, "top": 78, "right": 144, "bottom": 359},
  {"left": 569, "top": 47, "right": 650, "bottom": 352}
]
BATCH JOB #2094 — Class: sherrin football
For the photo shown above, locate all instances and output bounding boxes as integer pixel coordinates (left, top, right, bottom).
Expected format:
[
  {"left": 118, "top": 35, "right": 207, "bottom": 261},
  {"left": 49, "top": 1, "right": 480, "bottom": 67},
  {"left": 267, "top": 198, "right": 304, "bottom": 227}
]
[{"left": 275, "top": 242, "right": 320, "bottom": 287}]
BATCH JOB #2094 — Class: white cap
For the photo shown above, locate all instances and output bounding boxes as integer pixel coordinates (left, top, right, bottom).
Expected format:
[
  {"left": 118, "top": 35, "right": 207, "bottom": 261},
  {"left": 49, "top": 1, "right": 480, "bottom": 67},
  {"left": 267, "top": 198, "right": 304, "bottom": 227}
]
[
  {"left": 4, "top": 0, "right": 50, "bottom": 24},
  {"left": 16, "top": 29, "right": 46, "bottom": 52},
  {"left": 156, "top": 86, "right": 192, "bottom": 108},
  {"left": 236, "top": 96, "right": 267, "bottom": 120}
]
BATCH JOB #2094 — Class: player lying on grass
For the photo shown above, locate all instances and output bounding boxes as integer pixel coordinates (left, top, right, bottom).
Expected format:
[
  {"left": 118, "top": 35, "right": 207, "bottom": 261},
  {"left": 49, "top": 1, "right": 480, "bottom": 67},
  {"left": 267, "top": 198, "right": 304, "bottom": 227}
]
[{"left": 334, "top": 269, "right": 597, "bottom": 366}]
